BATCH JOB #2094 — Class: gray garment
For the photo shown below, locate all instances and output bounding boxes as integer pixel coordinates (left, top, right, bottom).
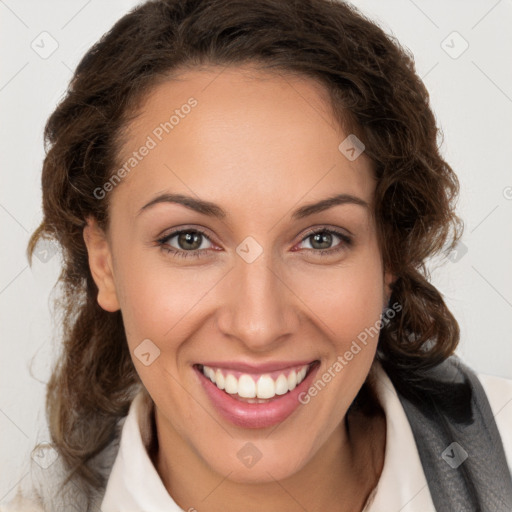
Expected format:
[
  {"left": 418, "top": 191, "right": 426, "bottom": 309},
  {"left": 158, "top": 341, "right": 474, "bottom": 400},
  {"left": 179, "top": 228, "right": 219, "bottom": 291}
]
[{"left": 388, "top": 354, "right": 512, "bottom": 512}]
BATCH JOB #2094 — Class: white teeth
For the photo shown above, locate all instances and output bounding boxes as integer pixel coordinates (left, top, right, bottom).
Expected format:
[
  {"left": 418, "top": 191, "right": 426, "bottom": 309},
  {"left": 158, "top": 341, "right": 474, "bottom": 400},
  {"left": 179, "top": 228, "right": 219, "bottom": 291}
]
[
  {"left": 256, "top": 375, "right": 275, "bottom": 399},
  {"left": 201, "top": 364, "right": 311, "bottom": 400},
  {"left": 287, "top": 371, "right": 297, "bottom": 391},
  {"left": 275, "top": 374, "right": 289, "bottom": 395},
  {"left": 238, "top": 375, "right": 256, "bottom": 398},
  {"left": 224, "top": 374, "right": 238, "bottom": 394},
  {"left": 215, "top": 369, "right": 225, "bottom": 389}
]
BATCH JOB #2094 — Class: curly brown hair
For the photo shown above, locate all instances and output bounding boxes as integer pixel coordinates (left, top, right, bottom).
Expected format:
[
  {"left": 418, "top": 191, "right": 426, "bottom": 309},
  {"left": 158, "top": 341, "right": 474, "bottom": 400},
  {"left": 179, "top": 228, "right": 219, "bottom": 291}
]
[{"left": 25, "top": 0, "right": 463, "bottom": 508}]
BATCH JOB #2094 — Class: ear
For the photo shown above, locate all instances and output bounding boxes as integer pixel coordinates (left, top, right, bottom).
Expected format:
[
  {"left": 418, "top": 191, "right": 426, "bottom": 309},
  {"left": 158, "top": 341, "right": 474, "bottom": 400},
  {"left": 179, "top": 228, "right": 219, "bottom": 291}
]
[
  {"left": 83, "top": 217, "right": 120, "bottom": 312},
  {"left": 383, "top": 269, "right": 396, "bottom": 308}
]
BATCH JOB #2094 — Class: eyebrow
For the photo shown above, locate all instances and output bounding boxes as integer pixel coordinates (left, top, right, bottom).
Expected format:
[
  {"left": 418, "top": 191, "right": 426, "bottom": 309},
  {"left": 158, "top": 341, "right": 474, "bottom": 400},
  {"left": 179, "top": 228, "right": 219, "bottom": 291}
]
[{"left": 138, "top": 192, "right": 369, "bottom": 220}]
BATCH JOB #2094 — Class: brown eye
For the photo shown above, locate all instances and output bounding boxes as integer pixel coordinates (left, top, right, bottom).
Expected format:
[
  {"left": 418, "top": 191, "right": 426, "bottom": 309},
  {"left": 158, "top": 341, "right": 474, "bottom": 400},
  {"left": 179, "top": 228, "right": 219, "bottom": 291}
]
[
  {"left": 175, "top": 231, "right": 205, "bottom": 251},
  {"left": 157, "top": 228, "right": 214, "bottom": 259},
  {"left": 297, "top": 228, "right": 352, "bottom": 256},
  {"left": 309, "top": 231, "right": 334, "bottom": 250}
]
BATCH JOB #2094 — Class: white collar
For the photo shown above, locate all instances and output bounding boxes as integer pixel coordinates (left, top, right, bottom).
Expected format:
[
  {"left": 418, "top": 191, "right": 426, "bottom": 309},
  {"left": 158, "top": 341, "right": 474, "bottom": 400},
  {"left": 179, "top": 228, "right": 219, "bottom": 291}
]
[
  {"left": 101, "top": 361, "right": 436, "bottom": 511},
  {"left": 363, "top": 362, "right": 436, "bottom": 511}
]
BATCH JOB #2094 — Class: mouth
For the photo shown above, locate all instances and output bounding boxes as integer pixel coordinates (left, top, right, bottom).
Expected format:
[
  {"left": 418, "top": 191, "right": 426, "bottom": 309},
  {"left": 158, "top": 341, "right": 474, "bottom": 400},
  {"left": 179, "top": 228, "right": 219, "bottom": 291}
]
[{"left": 193, "top": 360, "right": 321, "bottom": 428}]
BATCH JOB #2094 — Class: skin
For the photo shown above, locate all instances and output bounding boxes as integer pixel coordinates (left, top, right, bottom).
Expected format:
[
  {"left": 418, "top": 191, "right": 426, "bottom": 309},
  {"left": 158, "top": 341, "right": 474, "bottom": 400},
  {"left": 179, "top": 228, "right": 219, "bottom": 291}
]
[{"left": 84, "top": 65, "right": 393, "bottom": 512}]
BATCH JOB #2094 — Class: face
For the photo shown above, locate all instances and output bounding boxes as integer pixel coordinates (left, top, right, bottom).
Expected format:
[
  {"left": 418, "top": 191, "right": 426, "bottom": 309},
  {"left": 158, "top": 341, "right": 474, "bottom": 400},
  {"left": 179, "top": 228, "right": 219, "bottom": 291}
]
[{"left": 85, "top": 65, "right": 393, "bottom": 484}]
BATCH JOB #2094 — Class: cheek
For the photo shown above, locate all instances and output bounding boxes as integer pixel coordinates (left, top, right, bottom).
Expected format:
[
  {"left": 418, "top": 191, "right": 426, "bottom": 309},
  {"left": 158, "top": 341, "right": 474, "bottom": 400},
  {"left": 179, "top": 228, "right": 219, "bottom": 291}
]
[
  {"left": 293, "top": 256, "right": 385, "bottom": 342},
  {"left": 296, "top": 262, "right": 384, "bottom": 421},
  {"left": 113, "top": 244, "right": 217, "bottom": 343}
]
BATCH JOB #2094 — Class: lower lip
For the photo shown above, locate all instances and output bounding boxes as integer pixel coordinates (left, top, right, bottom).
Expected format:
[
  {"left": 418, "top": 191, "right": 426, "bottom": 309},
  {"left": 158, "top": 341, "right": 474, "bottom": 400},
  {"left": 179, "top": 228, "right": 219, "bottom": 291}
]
[{"left": 194, "top": 362, "right": 320, "bottom": 429}]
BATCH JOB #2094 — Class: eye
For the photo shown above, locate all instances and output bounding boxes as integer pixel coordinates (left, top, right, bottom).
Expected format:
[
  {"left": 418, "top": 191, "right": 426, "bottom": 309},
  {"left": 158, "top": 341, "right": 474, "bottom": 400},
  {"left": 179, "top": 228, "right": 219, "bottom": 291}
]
[
  {"left": 157, "top": 228, "right": 214, "bottom": 259},
  {"left": 296, "top": 228, "right": 352, "bottom": 256}
]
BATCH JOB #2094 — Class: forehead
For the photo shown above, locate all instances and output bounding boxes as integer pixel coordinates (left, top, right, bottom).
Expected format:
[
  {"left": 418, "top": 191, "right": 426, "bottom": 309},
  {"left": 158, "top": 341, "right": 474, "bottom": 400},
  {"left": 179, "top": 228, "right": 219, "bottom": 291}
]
[{"left": 113, "top": 65, "right": 375, "bottom": 217}]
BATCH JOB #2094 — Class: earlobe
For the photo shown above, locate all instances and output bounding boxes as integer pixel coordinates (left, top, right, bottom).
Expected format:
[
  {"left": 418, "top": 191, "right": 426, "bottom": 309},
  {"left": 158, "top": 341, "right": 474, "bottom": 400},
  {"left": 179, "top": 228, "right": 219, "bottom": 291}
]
[
  {"left": 83, "top": 217, "right": 120, "bottom": 312},
  {"left": 383, "top": 270, "right": 396, "bottom": 308}
]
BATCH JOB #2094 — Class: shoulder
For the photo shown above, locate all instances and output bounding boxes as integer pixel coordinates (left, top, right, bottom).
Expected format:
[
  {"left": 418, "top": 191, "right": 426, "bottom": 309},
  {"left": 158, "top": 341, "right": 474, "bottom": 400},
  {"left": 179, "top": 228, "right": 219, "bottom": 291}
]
[
  {"left": 0, "top": 492, "right": 44, "bottom": 512},
  {"left": 476, "top": 370, "right": 512, "bottom": 467},
  {"left": 1, "top": 424, "right": 122, "bottom": 512},
  {"left": 476, "top": 370, "right": 512, "bottom": 413}
]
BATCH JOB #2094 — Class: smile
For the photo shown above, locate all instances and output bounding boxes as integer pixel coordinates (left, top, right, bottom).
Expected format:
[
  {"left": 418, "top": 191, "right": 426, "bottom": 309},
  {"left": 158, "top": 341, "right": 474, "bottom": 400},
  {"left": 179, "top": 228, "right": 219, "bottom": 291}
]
[
  {"left": 194, "top": 360, "right": 320, "bottom": 428},
  {"left": 199, "top": 363, "right": 310, "bottom": 401}
]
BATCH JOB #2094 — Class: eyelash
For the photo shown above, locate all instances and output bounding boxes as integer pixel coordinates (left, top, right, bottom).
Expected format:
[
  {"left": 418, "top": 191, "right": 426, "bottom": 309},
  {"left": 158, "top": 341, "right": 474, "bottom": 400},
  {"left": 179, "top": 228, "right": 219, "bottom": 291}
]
[{"left": 157, "top": 227, "right": 352, "bottom": 260}]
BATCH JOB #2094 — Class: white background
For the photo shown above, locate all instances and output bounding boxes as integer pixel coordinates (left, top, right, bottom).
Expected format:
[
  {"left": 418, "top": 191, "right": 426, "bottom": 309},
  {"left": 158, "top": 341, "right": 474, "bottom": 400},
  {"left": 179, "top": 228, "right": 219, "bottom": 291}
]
[{"left": 1, "top": 0, "right": 511, "bottom": 503}]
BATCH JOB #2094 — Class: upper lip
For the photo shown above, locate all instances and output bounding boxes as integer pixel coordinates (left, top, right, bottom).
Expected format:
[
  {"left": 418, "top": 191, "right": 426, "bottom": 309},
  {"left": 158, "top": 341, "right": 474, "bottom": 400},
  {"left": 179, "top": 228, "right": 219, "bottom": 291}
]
[{"left": 196, "top": 360, "right": 318, "bottom": 373}]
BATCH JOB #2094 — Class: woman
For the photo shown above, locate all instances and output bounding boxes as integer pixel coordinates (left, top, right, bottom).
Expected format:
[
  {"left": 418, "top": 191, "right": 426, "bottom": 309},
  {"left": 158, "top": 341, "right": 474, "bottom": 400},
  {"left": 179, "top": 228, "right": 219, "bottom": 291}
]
[{"left": 3, "top": 0, "right": 511, "bottom": 510}]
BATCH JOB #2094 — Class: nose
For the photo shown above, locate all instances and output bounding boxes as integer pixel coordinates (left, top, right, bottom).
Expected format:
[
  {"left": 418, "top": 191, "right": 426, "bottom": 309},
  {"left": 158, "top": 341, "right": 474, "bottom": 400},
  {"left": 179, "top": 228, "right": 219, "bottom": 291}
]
[{"left": 216, "top": 249, "right": 299, "bottom": 353}]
